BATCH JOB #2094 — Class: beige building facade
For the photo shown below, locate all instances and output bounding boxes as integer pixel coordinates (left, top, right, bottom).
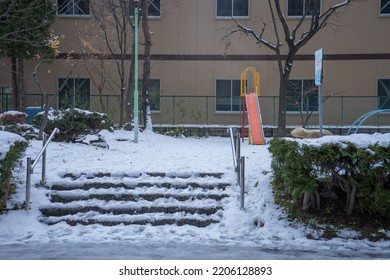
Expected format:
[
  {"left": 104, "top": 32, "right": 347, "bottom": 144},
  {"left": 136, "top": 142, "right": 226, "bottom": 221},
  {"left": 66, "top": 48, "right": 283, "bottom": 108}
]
[{"left": 1, "top": 0, "right": 390, "bottom": 128}]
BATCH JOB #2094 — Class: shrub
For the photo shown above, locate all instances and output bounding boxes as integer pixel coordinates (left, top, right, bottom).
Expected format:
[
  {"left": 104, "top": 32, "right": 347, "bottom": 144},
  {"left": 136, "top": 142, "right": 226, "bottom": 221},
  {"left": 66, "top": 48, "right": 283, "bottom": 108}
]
[
  {"left": 0, "top": 141, "right": 28, "bottom": 210},
  {"left": 269, "top": 137, "right": 390, "bottom": 218},
  {"left": 0, "top": 111, "right": 26, "bottom": 125},
  {"left": 32, "top": 108, "right": 114, "bottom": 141}
]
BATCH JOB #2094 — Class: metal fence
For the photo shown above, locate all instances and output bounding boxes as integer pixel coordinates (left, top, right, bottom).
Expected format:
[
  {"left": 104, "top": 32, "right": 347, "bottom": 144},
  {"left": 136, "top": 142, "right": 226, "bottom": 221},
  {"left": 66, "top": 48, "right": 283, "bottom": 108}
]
[{"left": 1, "top": 93, "right": 389, "bottom": 127}]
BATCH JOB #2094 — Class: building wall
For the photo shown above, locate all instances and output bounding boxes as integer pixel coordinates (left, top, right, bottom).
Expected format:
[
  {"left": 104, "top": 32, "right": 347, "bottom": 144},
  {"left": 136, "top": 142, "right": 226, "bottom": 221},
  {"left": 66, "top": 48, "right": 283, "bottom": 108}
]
[{"left": 1, "top": 0, "right": 389, "bottom": 126}]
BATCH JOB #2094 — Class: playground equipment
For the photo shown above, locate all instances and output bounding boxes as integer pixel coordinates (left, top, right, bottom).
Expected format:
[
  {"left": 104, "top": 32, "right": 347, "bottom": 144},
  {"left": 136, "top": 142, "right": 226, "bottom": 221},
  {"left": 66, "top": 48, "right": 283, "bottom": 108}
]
[
  {"left": 240, "top": 67, "right": 265, "bottom": 145},
  {"left": 347, "top": 109, "right": 390, "bottom": 135}
]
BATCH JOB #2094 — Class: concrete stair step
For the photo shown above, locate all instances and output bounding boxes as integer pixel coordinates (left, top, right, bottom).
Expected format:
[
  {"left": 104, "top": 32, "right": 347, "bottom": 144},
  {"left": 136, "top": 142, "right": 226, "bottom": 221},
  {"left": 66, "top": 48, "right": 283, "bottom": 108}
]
[
  {"left": 49, "top": 192, "right": 229, "bottom": 203},
  {"left": 39, "top": 171, "right": 231, "bottom": 228},
  {"left": 40, "top": 204, "right": 223, "bottom": 217},
  {"left": 49, "top": 182, "right": 230, "bottom": 191}
]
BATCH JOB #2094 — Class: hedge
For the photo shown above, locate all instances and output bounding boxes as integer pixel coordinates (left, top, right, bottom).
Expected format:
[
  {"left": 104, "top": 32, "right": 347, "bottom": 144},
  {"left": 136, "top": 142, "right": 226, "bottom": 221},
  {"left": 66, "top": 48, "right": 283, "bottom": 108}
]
[
  {"left": 268, "top": 137, "right": 390, "bottom": 217},
  {"left": 0, "top": 141, "right": 28, "bottom": 210},
  {"left": 32, "top": 108, "right": 114, "bottom": 141}
]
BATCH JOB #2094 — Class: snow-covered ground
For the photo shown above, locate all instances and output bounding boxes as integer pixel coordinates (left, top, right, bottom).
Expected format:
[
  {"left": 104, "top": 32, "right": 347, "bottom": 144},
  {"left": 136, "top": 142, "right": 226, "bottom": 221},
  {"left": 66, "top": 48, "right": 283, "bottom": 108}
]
[{"left": 0, "top": 128, "right": 390, "bottom": 259}]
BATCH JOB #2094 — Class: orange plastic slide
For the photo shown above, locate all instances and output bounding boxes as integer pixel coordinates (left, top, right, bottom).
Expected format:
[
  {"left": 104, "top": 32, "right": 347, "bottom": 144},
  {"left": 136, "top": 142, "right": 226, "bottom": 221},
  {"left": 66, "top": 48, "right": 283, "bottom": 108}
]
[{"left": 246, "top": 93, "right": 265, "bottom": 145}]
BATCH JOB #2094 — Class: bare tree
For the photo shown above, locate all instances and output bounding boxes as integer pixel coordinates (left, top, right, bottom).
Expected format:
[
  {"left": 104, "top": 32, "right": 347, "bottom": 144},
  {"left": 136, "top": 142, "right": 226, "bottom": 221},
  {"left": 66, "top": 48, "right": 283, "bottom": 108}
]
[
  {"left": 226, "top": 0, "right": 354, "bottom": 136},
  {"left": 32, "top": 56, "right": 80, "bottom": 139},
  {"left": 91, "top": 0, "right": 133, "bottom": 127},
  {"left": 140, "top": 0, "right": 152, "bottom": 128}
]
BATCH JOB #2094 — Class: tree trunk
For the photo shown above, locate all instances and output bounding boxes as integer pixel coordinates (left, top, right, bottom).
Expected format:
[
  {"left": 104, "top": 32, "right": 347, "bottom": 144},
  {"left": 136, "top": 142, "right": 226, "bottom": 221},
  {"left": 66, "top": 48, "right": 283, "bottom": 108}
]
[
  {"left": 141, "top": 0, "right": 152, "bottom": 128},
  {"left": 11, "top": 57, "right": 19, "bottom": 110},
  {"left": 17, "top": 56, "right": 25, "bottom": 111},
  {"left": 277, "top": 72, "right": 290, "bottom": 137},
  {"left": 125, "top": 44, "right": 135, "bottom": 129}
]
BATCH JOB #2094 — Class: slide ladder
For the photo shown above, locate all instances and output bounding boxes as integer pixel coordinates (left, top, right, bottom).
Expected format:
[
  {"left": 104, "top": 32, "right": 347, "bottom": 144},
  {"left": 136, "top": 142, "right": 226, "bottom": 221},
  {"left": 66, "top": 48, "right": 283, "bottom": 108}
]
[{"left": 246, "top": 93, "right": 265, "bottom": 145}]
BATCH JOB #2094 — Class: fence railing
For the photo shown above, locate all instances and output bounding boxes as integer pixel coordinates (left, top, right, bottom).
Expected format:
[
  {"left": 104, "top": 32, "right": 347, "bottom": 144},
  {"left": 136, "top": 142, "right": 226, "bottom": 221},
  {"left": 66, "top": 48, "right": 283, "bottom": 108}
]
[
  {"left": 1, "top": 93, "right": 389, "bottom": 127},
  {"left": 25, "top": 128, "right": 59, "bottom": 211}
]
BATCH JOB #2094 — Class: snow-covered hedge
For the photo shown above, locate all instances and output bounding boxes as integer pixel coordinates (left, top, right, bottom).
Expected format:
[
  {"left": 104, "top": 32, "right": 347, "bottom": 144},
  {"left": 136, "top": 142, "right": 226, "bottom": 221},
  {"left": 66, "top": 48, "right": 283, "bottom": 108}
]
[
  {"left": 0, "top": 111, "right": 26, "bottom": 125},
  {"left": 0, "top": 132, "right": 27, "bottom": 210},
  {"left": 269, "top": 134, "right": 390, "bottom": 217},
  {"left": 32, "top": 109, "right": 114, "bottom": 141}
]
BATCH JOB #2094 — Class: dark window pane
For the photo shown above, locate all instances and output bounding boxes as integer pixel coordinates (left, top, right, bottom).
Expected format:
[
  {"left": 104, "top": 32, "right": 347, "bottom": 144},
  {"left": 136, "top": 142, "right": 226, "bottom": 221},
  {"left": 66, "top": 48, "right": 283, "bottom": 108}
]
[
  {"left": 57, "top": 0, "right": 89, "bottom": 15},
  {"left": 381, "top": 0, "right": 390, "bottom": 14},
  {"left": 74, "top": 0, "right": 90, "bottom": 15},
  {"left": 59, "top": 78, "right": 90, "bottom": 110},
  {"left": 378, "top": 79, "right": 390, "bottom": 109},
  {"left": 288, "top": 0, "right": 317, "bottom": 16},
  {"left": 233, "top": 0, "right": 248, "bottom": 17},
  {"left": 148, "top": 0, "right": 161, "bottom": 16},
  {"left": 57, "top": 0, "right": 73, "bottom": 15},
  {"left": 148, "top": 79, "right": 161, "bottom": 111},
  {"left": 286, "top": 80, "right": 302, "bottom": 111},
  {"left": 288, "top": 0, "right": 304, "bottom": 16},
  {"left": 217, "top": 0, "right": 232, "bottom": 17}
]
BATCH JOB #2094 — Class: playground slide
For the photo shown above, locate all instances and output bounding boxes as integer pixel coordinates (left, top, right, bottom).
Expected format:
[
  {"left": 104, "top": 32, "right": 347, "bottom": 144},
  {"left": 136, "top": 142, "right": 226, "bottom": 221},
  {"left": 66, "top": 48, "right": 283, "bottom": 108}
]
[{"left": 246, "top": 93, "right": 265, "bottom": 145}]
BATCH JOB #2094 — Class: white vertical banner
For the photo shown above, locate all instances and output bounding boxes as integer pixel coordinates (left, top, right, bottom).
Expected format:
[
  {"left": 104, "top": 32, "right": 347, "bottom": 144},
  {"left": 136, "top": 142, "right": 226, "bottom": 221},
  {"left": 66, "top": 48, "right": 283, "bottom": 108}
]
[
  {"left": 315, "top": 48, "right": 323, "bottom": 86},
  {"left": 315, "top": 48, "right": 324, "bottom": 136}
]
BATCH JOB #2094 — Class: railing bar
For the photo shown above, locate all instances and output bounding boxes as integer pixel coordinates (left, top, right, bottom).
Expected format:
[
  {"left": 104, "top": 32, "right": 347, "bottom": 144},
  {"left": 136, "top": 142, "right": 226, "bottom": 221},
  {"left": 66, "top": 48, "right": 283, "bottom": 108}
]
[
  {"left": 25, "top": 157, "right": 32, "bottom": 211},
  {"left": 229, "top": 127, "right": 237, "bottom": 169},
  {"left": 240, "top": 156, "right": 245, "bottom": 210},
  {"left": 31, "top": 127, "right": 59, "bottom": 171}
]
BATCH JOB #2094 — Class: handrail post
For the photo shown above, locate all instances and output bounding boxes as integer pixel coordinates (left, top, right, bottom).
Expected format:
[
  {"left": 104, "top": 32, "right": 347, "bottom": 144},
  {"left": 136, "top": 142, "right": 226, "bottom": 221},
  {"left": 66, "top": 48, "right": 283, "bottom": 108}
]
[
  {"left": 240, "top": 156, "right": 245, "bottom": 210},
  {"left": 25, "top": 127, "right": 58, "bottom": 210},
  {"left": 41, "top": 133, "right": 47, "bottom": 186},
  {"left": 236, "top": 132, "right": 241, "bottom": 167},
  {"left": 25, "top": 157, "right": 32, "bottom": 211}
]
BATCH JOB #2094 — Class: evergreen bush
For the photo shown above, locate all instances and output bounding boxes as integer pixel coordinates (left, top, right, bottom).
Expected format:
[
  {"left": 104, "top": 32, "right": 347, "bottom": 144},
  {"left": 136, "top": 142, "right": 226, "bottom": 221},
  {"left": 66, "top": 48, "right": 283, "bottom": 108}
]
[
  {"left": 269, "top": 137, "right": 390, "bottom": 218},
  {"left": 32, "top": 109, "right": 114, "bottom": 141},
  {"left": 0, "top": 141, "right": 28, "bottom": 210}
]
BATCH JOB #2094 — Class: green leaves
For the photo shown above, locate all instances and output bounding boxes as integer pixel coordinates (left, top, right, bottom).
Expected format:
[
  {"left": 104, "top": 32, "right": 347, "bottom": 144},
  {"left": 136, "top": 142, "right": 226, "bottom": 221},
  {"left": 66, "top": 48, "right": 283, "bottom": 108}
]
[
  {"left": 269, "top": 137, "right": 390, "bottom": 217},
  {"left": 0, "top": 0, "right": 56, "bottom": 59}
]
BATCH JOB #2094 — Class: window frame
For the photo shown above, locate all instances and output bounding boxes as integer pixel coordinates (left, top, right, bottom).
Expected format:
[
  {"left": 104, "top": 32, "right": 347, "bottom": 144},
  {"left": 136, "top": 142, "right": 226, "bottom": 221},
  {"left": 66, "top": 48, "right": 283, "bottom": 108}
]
[
  {"left": 216, "top": 0, "right": 249, "bottom": 19},
  {"left": 139, "top": 78, "right": 161, "bottom": 112},
  {"left": 286, "top": 79, "right": 318, "bottom": 113},
  {"left": 56, "top": 0, "right": 90, "bottom": 17},
  {"left": 286, "top": 0, "right": 321, "bottom": 18},
  {"left": 147, "top": 0, "right": 162, "bottom": 18},
  {"left": 0, "top": 86, "right": 12, "bottom": 113},
  {"left": 58, "top": 77, "right": 91, "bottom": 110},
  {"left": 380, "top": 0, "right": 390, "bottom": 16},
  {"left": 215, "top": 79, "right": 242, "bottom": 112},
  {"left": 377, "top": 79, "right": 390, "bottom": 110}
]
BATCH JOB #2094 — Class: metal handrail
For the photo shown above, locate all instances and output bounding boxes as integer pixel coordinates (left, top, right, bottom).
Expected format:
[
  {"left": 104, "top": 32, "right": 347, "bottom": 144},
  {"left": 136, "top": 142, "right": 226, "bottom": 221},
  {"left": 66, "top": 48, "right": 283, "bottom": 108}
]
[
  {"left": 25, "top": 127, "right": 59, "bottom": 210},
  {"left": 229, "top": 127, "right": 245, "bottom": 210}
]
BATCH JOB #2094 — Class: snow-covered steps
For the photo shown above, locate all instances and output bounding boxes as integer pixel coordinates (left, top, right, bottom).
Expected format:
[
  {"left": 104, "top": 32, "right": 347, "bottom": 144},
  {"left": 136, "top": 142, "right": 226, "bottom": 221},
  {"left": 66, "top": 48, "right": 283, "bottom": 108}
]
[{"left": 39, "top": 172, "right": 232, "bottom": 227}]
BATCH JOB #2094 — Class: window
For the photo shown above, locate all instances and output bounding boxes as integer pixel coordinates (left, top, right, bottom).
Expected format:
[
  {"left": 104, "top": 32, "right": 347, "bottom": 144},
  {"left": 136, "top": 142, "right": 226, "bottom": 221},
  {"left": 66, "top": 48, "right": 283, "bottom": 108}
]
[
  {"left": 216, "top": 80, "right": 241, "bottom": 111},
  {"left": 286, "top": 79, "right": 317, "bottom": 112},
  {"left": 139, "top": 79, "right": 160, "bottom": 111},
  {"left": 378, "top": 79, "right": 390, "bottom": 109},
  {"left": 287, "top": 0, "right": 320, "bottom": 17},
  {"left": 148, "top": 0, "right": 161, "bottom": 17},
  {"left": 0, "top": 86, "right": 12, "bottom": 112},
  {"left": 217, "top": 0, "right": 249, "bottom": 18},
  {"left": 58, "top": 78, "right": 90, "bottom": 110},
  {"left": 131, "top": 0, "right": 161, "bottom": 17},
  {"left": 381, "top": 0, "right": 390, "bottom": 15},
  {"left": 57, "top": 0, "right": 90, "bottom": 16}
]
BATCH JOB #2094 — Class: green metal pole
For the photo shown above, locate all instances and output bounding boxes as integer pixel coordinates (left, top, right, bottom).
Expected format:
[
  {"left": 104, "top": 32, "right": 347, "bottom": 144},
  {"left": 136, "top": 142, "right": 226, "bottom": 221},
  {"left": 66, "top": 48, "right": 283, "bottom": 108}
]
[{"left": 133, "top": 1, "right": 139, "bottom": 143}]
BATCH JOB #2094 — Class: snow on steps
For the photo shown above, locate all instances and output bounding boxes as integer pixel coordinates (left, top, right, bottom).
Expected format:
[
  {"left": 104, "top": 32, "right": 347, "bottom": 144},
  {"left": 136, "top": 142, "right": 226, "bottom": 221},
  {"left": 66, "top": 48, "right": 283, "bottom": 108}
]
[{"left": 39, "top": 172, "right": 232, "bottom": 227}]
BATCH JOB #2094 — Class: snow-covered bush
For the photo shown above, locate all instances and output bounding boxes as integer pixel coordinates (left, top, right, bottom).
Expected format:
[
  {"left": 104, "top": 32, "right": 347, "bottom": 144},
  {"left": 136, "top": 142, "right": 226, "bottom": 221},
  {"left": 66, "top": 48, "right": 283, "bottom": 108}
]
[
  {"left": 0, "top": 135, "right": 27, "bottom": 210},
  {"left": 32, "top": 109, "right": 114, "bottom": 141},
  {"left": 269, "top": 135, "right": 390, "bottom": 218},
  {"left": 0, "top": 111, "right": 26, "bottom": 125}
]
